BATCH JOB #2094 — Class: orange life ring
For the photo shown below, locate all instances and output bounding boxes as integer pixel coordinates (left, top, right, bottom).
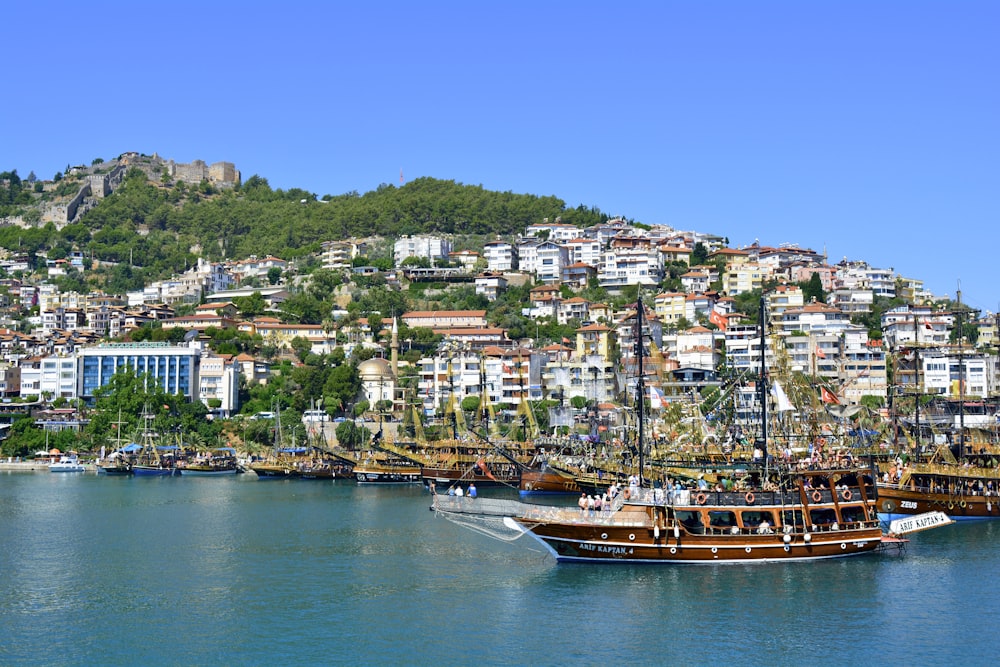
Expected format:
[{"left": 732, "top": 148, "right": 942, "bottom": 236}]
[
  {"left": 811, "top": 490, "right": 822, "bottom": 503},
  {"left": 623, "top": 488, "right": 631, "bottom": 500},
  {"left": 696, "top": 493, "right": 707, "bottom": 505},
  {"left": 841, "top": 489, "right": 852, "bottom": 501},
  {"left": 745, "top": 492, "right": 755, "bottom": 505}
]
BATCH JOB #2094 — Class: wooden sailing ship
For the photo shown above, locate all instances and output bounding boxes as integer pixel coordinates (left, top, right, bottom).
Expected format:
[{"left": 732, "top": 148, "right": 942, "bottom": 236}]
[
  {"left": 433, "top": 296, "right": 924, "bottom": 563},
  {"left": 878, "top": 442, "right": 1000, "bottom": 521}
]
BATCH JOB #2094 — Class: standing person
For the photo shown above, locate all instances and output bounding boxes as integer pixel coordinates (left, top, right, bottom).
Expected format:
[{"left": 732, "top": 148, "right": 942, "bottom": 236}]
[
  {"left": 455, "top": 485, "right": 464, "bottom": 497},
  {"left": 468, "top": 482, "right": 477, "bottom": 498}
]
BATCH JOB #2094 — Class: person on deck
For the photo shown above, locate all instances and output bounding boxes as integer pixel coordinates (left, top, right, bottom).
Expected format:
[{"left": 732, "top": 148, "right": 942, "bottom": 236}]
[{"left": 467, "top": 482, "right": 477, "bottom": 498}]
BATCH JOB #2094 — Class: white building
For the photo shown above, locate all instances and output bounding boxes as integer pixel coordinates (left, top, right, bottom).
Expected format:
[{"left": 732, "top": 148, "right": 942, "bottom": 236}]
[
  {"left": 597, "top": 247, "right": 661, "bottom": 289},
  {"left": 393, "top": 235, "right": 452, "bottom": 266},
  {"left": 534, "top": 242, "right": 569, "bottom": 284},
  {"left": 483, "top": 241, "right": 517, "bottom": 272}
]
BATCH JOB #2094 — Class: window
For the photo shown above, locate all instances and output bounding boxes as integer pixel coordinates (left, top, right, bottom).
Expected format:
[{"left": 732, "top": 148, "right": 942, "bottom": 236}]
[
  {"left": 740, "top": 510, "right": 773, "bottom": 528},
  {"left": 708, "top": 511, "right": 736, "bottom": 528}
]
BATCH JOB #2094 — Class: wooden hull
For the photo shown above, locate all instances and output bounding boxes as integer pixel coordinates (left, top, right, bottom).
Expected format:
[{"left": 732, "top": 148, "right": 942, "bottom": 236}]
[
  {"left": 421, "top": 466, "right": 520, "bottom": 488},
  {"left": 251, "top": 464, "right": 300, "bottom": 479},
  {"left": 519, "top": 468, "right": 581, "bottom": 495},
  {"left": 514, "top": 519, "right": 884, "bottom": 563},
  {"left": 878, "top": 485, "right": 1000, "bottom": 521},
  {"left": 299, "top": 467, "right": 336, "bottom": 480},
  {"left": 355, "top": 466, "right": 422, "bottom": 484}
]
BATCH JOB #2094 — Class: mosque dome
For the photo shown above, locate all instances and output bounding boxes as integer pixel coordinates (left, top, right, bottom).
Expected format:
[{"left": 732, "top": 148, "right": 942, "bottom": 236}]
[{"left": 358, "top": 357, "right": 394, "bottom": 381}]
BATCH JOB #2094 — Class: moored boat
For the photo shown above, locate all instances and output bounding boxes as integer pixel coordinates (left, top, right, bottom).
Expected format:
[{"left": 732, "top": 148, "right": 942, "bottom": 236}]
[
  {"left": 877, "top": 458, "right": 1000, "bottom": 522},
  {"left": 421, "top": 458, "right": 521, "bottom": 488},
  {"left": 129, "top": 408, "right": 178, "bottom": 477},
  {"left": 49, "top": 453, "right": 86, "bottom": 473},
  {"left": 180, "top": 448, "right": 241, "bottom": 476},
  {"left": 354, "top": 460, "right": 422, "bottom": 484},
  {"left": 249, "top": 461, "right": 301, "bottom": 478},
  {"left": 98, "top": 459, "right": 133, "bottom": 475}
]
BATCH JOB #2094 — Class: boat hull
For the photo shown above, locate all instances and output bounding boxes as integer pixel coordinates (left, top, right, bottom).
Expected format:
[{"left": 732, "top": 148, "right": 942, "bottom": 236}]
[
  {"left": 180, "top": 467, "right": 239, "bottom": 476},
  {"left": 421, "top": 466, "right": 519, "bottom": 488},
  {"left": 877, "top": 485, "right": 1000, "bottom": 522},
  {"left": 251, "top": 465, "right": 300, "bottom": 479},
  {"left": 355, "top": 467, "right": 422, "bottom": 484},
  {"left": 511, "top": 517, "right": 883, "bottom": 563},
  {"left": 132, "top": 466, "right": 177, "bottom": 477},
  {"left": 98, "top": 465, "right": 132, "bottom": 476}
]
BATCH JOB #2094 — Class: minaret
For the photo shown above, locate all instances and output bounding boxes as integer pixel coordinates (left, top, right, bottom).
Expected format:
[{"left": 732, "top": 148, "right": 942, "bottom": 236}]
[{"left": 391, "top": 317, "right": 399, "bottom": 379}]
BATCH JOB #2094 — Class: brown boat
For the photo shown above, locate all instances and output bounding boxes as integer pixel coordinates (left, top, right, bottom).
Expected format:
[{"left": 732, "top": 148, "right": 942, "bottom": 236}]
[
  {"left": 436, "top": 467, "right": 897, "bottom": 563},
  {"left": 878, "top": 459, "right": 1000, "bottom": 522}
]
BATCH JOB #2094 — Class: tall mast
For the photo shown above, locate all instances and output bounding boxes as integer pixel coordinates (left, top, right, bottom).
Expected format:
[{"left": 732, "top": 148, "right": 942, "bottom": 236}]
[
  {"left": 957, "top": 285, "right": 965, "bottom": 460},
  {"left": 758, "top": 296, "right": 768, "bottom": 462},
  {"left": 914, "top": 312, "right": 921, "bottom": 453},
  {"left": 636, "top": 296, "right": 645, "bottom": 486}
]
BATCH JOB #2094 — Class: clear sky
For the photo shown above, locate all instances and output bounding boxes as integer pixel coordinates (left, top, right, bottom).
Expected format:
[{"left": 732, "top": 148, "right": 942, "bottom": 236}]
[{"left": 4, "top": 2, "right": 998, "bottom": 312}]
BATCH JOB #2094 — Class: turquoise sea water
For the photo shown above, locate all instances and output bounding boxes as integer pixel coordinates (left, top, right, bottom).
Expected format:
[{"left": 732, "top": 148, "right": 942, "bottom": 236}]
[{"left": 0, "top": 471, "right": 996, "bottom": 666}]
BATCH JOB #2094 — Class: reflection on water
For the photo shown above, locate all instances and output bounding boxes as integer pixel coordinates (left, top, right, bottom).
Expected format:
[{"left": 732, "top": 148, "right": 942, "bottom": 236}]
[{"left": 0, "top": 473, "right": 996, "bottom": 665}]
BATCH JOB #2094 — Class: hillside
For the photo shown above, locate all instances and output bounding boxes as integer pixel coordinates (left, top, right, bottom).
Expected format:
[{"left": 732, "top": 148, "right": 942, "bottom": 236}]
[{"left": 1, "top": 159, "right": 611, "bottom": 288}]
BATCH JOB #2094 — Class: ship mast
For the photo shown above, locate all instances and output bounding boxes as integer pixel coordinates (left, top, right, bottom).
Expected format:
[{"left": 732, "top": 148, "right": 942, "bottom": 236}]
[
  {"left": 956, "top": 285, "right": 965, "bottom": 460},
  {"left": 636, "top": 296, "right": 646, "bottom": 487},
  {"left": 758, "top": 296, "right": 768, "bottom": 470}
]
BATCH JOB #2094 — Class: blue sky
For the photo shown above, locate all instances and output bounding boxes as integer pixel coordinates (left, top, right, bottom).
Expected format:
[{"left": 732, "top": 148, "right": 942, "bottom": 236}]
[{"left": 4, "top": 2, "right": 998, "bottom": 312}]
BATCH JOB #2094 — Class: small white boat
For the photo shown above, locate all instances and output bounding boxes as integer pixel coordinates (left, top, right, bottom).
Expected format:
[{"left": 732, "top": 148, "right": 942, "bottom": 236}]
[{"left": 49, "top": 454, "right": 86, "bottom": 473}]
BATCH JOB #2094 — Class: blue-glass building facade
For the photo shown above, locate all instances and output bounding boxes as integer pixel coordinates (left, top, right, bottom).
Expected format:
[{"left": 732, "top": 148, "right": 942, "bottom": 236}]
[{"left": 79, "top": 343, "right": 197, "bottom": 400}]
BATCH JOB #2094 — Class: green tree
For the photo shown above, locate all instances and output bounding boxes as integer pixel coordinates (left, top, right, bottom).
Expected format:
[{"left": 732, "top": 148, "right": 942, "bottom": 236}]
[
  {"left": 690, "top": 242, "right": 708, "bottom": 267},
  {"left": 233, "top": 291, "right": 267, "bottom": 318},
  {"left": 801, "top": 272, "right": 826, "bottom": 303},
  {"left": 324, "top": 364, "right": 361, "bottom": 415},
  {"left": 290, "top": 336, "right": 312, "bottom": 362}
]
